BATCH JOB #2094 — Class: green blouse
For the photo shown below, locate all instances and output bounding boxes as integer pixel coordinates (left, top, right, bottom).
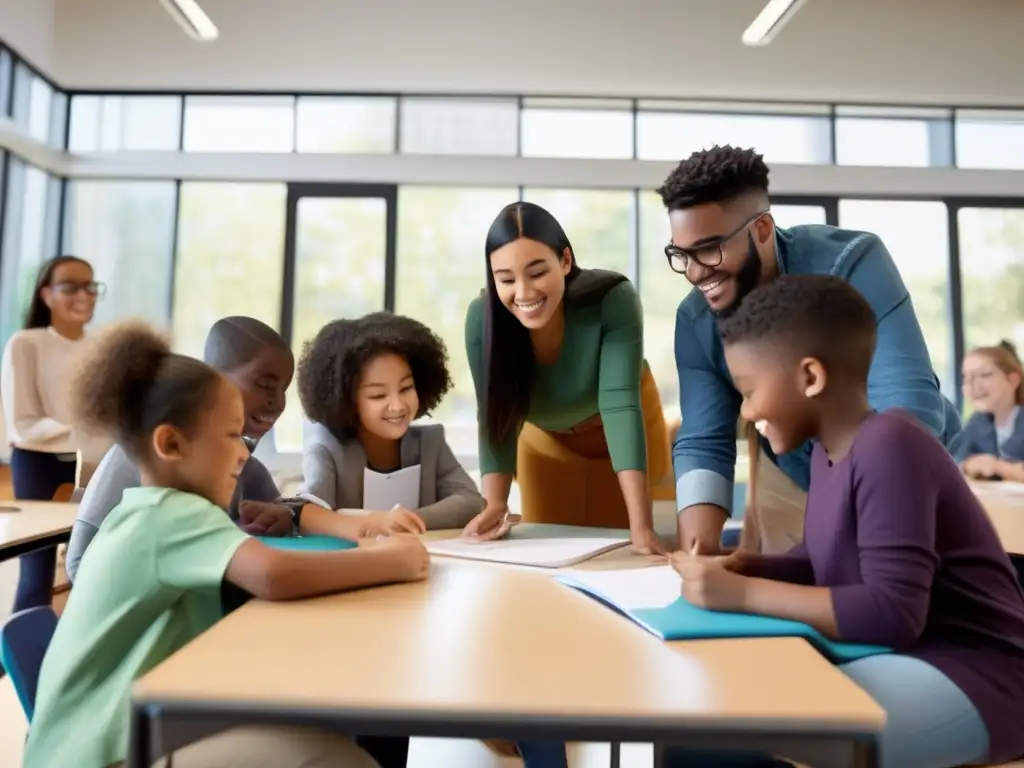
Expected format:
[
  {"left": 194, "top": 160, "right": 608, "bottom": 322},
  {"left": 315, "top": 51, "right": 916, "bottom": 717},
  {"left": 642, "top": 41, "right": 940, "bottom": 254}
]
[{"left": 465, "top": 280, "right": 647, "bottom": 476}]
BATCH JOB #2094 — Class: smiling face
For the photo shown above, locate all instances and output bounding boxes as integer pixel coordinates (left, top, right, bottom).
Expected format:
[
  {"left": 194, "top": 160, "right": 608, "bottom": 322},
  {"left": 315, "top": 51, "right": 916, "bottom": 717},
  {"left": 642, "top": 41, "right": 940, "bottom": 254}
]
[
  {"left": 222, "top": 344, "right": 294, "bottom": 440},
  {"left": 488, "top": 237, "right": 573, "bottom": 330},
  {"left": 724, "top": 339, "right": 823, "bottom": 456},
  {"left": 355, "top": 352, "right": 420, "bottom": 442},
  {"left": 667, "top": 203, "right": 774, "bottom": 316},
  {"left": 963, "top": 351, "right": 1020, "bottom": 415},
  {"left": 42, "top": 259, "right": 99, "bottom": 330},
  {"left": 150, "top": 377, "right": 249, "bottom": 509}
]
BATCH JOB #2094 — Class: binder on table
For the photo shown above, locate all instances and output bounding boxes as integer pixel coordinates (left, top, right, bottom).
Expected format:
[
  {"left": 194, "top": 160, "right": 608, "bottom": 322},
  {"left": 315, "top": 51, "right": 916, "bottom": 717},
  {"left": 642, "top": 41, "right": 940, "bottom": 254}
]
[{"left": 556, "top": 565, "right": 891, "bottom": 664}]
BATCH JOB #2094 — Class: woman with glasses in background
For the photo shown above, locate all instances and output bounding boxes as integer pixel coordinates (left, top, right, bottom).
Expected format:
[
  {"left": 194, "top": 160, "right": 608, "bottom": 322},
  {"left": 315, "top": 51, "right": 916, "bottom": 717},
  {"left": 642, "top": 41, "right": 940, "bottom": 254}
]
[
  {"left": 960, "top": 341, "right": 1024, "bottom": 482},
  {"left": 1, "top": 255, "right": 103, "bottom": 613}
]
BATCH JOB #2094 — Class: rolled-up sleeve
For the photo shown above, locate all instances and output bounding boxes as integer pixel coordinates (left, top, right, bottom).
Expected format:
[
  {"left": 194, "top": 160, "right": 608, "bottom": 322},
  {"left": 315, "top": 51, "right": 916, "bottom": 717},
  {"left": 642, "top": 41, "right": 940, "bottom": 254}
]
[{"left": 672, "top": 304, "right": 741, "bottom": 514}]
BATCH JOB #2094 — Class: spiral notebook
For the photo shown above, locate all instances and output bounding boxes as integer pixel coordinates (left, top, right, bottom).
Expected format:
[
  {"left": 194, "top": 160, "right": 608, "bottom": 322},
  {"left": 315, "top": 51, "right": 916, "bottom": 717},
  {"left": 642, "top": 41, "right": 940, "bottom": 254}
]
[{"left": 556, "top": 565, "right": 891, "bottom": 664}]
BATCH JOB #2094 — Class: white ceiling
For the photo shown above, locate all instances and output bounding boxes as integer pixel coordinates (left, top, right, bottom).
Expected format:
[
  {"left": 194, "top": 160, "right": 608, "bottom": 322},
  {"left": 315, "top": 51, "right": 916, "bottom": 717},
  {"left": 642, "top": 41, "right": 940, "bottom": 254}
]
[{"left": 5, "top": 0, "right": 1024, "bottom": 105}]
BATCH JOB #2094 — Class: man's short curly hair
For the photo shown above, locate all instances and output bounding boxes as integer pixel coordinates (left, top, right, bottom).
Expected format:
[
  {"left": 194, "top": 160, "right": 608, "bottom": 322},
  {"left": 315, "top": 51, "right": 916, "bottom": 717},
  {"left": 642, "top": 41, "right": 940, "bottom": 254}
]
[
  {"left": 297, "top": 312, "right": 452, "bottom": 436},
  {"left": 657, "top": 145, "right": 770, "bottom": 211},
  {"left": 718, "top": 275, "right": 877, "bottom": 380}
]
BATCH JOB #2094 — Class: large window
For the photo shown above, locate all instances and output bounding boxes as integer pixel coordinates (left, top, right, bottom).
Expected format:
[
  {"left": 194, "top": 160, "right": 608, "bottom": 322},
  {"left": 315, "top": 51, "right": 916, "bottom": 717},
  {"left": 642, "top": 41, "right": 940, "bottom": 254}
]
[
  {"left": 955, "top": 110, "right": 1024, "bottom": 171},
  {"left": 520, "top": 99, "right": 633, "bottom": 159},
  {"left": 636, "top": 102, "right": 832, "bottom": 164},
  {"left": 295, "top": 97, "right": 396, "bottom": 154},
  {"left": 958, "top": 207, "right": 1024, "bottom": 352},
  {"left": 520, "top": 189, "right": 635, "bottom": 277},
  {"left": 183, "top": 96, "right": 295, "bottom": 153},
  {"left": 835, "top": 107, "right": 953, "bottom": 167},
  {"left": 62, "top": 181, "right": 178, "bottom": 328},
  {"left": 394, "top": 186, "right": 517, "bottom": 454},
  {"left": 69, "top": 95, "right": 182, "bottom": 152},
  {"left": 838, "top": 200, "right": 953, "bottom": 394},
  {"left": 275, "top": 194, "right": 391, "bottom": 452},
  {"left": 399, "top": 98, "right": 519, "bottom": 156},
  {"left": 0, "top": 162, "right": 58, "bottom": 344},
  {"left": 171, "top": 183, "right": 287, "bottom": 359}
]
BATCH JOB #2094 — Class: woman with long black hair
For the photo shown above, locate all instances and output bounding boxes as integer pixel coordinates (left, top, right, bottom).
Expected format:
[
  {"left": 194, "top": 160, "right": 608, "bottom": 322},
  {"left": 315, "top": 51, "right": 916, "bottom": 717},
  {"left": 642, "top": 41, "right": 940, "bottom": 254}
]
[
  {"left": 1, "top": 255, "right": 101, "bottom": 612},
  {"left": 463, "top": 202, "right": 670, "bottom": 554}
]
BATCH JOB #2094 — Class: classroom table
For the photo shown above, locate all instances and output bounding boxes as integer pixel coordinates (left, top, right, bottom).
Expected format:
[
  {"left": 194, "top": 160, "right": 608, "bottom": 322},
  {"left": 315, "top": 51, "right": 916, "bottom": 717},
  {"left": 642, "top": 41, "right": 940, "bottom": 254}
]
[
  {"left": 0, "top": 501, "right": 77, "bottom": 563},
  {"left": 971, "top": 482, "right": 1024, "bottom": 555},
  {"left": 130, "top": 543, "right": 885, "bottom": 768}
]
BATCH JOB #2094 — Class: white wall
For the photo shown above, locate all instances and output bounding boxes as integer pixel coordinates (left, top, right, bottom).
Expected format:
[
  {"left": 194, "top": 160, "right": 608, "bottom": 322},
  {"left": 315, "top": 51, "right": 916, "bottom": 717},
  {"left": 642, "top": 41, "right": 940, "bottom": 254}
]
[
  {"left": 0, "top": 0, "right": 54, "bottom": 74},
  {"left": 51, "top": 0, "right": 1024, "bottom": 106}
]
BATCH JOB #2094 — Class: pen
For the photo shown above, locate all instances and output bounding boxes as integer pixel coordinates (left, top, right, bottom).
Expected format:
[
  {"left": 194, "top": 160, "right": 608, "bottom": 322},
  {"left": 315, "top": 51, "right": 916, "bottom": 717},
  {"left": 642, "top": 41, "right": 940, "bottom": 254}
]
[{"left": 376, "top": 504, "right": 403, "bottom": 541}]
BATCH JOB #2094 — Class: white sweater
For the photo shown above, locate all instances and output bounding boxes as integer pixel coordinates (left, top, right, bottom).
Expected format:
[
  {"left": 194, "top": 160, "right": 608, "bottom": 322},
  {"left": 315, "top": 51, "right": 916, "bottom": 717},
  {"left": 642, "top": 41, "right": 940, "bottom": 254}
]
[{"left": 1, "top": 327, "right": 86, "bottom": 455}]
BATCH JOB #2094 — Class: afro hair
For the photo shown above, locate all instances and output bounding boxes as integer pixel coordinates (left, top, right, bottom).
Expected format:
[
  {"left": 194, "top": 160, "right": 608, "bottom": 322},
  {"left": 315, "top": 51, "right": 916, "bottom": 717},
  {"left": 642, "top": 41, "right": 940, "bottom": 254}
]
[{"left": 297, "top": 312, "right": 453, "bottom": 437}]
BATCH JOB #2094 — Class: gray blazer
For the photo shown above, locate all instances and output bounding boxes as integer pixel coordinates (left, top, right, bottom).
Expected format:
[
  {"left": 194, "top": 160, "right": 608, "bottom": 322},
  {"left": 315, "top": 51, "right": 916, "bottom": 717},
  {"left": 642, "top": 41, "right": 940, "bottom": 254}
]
[{"left": 299, "top": 421, "right": 484, "bottom": 530}]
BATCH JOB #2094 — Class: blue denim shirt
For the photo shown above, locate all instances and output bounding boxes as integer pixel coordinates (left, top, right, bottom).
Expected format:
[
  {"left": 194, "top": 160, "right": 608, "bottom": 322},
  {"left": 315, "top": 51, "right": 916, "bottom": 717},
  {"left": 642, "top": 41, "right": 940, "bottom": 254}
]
[{"left": 672, "top": 224, "right": 964, "bottom": 514}]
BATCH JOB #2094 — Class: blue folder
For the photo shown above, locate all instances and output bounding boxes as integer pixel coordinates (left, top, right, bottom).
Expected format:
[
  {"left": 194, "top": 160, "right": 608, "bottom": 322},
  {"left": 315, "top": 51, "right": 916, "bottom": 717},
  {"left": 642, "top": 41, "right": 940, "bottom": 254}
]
[
  {"left": 256, "top": 535, "right": 357, "bottom": 552},
  {"left": 557, "top": 574, "right": 891, "bottom": 665}
]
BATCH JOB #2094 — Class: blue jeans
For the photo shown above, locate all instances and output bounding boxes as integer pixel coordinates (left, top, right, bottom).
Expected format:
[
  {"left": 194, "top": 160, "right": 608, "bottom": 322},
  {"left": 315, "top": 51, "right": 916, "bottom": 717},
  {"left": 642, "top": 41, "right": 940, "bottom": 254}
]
[
  {"left": 10, "top": 448, "right": 76, "bottom": 612},
  {"left": 662, "top": 655, "right": 989, "bottom": 768}
]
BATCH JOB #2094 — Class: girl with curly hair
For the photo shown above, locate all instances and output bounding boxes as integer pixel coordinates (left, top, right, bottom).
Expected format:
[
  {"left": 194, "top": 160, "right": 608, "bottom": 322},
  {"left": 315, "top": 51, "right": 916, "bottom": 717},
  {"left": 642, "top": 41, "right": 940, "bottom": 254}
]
[{"left": 296, "top": 312, "right": 484, "bottom": 530}]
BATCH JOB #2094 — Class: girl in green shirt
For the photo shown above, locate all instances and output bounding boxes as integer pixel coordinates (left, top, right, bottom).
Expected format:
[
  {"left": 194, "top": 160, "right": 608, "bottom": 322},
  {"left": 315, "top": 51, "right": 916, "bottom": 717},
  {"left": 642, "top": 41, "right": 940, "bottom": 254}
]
[{"left": 463, "top": 202, "right": 670, "bottom": 555}]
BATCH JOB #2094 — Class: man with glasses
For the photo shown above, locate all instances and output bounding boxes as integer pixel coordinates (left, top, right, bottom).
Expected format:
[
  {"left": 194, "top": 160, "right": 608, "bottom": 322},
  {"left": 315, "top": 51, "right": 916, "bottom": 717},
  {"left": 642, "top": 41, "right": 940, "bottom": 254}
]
[{"left": 659, "top": 145, "right": 963, "bottom": 554}]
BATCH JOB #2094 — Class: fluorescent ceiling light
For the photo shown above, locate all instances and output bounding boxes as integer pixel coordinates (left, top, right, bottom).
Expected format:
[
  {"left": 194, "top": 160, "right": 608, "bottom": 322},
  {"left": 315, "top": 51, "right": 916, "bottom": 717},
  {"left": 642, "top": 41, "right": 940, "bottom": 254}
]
[
  {"left": 742, "top": 0, "right": 809, "bottom": 46},
  {"left": 159, "top": 0, "right": 219, "bottom": 41}
]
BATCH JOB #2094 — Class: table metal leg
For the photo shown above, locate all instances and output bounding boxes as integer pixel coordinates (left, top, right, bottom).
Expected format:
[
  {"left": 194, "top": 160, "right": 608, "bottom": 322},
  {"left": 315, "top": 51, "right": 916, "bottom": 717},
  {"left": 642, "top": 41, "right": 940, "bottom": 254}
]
[
  {"left": 852, "top": 738, "right": 879, "bottom": 768},
  {"left": 127, "top": 704, "right": 152, "bottom": 768},
  {"left": 609, "top": 741, "right": 621, "bottom": 768}
]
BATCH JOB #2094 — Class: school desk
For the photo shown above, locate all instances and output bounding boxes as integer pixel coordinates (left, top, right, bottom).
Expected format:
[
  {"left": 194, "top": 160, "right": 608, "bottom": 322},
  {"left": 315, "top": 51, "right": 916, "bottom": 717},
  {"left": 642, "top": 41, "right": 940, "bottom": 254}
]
[
  {"left": 974, "top": 487, "right": 1024, "bottom": 555},
  {"left": 129, "top": 559, "right": 884, "bottom": 768},
  {"left": 0, "top": 502, "right": 77, "bottom": 562}
]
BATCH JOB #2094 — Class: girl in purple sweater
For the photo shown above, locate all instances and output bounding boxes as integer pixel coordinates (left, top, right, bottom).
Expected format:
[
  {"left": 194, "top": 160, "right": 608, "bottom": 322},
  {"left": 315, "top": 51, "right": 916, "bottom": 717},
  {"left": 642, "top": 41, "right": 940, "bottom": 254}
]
[{"left": 669, "top": 275, "right": 1024, "bottom": 768}]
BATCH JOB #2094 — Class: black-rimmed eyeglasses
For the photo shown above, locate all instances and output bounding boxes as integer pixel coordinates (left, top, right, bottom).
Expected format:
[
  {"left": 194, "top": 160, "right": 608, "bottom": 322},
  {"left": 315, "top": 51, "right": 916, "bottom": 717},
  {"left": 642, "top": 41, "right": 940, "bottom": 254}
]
[{"left": 665, "top": 211, "right": 769, "bottom": 274}]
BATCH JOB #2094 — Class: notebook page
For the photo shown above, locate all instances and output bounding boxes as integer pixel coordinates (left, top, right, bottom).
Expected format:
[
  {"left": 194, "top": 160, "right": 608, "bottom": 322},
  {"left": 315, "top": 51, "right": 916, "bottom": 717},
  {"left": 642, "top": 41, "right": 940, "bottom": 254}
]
[
  {"left": 557, "top": 565, "right": 681, "bottom": 610},
  {"left": 425, "top": 537, "right": 628, "bottom": 568}
]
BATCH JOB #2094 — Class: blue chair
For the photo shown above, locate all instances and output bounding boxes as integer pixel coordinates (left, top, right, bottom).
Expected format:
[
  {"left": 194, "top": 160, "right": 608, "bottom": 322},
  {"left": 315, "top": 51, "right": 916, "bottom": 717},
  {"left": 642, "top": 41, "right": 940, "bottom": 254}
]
[{"left": 0, "top": 607, "right": 58, "bottom": 721}]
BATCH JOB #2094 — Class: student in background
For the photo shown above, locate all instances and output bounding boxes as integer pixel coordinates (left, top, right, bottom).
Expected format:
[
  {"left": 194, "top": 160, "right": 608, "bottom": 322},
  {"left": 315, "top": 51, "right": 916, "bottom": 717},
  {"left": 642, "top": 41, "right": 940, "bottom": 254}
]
[
  {"left": 464, "top": 201, "right": 669, "bottom": 554},
  {"left": 0, "top": 255, "right": 101, "bottom": 612},
  {"left": 669, "top": 276, "right": 1024, "bottom": 768},
  {"left": 960, "top": 340, "right": 1024, "bottom": 481},
  {"left": 661, "top": 146, "right": 962, "bottom": 556},
  {"left": 66, "top": 316, "right": 416, "bottom": 584},
  {"left": 24, "top": 320, "right": 430, "bottom": 768},
  {"left": 298, "top": 312, "right": 482, "bottom": 530},
  {"left": 298, "top": 312, "right": 567, "bottom": 768}
]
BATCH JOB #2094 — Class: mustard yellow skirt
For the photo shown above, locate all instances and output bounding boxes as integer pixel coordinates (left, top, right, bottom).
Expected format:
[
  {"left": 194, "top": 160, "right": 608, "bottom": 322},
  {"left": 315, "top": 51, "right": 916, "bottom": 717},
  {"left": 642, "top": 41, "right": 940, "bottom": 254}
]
[{"left": 515, "top": 366, "right": 671, "bottom": 528}]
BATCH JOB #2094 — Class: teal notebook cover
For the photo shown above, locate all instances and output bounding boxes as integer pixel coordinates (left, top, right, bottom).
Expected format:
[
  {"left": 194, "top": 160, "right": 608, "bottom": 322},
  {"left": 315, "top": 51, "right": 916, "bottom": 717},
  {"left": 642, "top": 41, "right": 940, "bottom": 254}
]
[
  {"left": 556, "top": 569, "right": 890, "bottom": 665},
  {"left": 257, "top": 535, "right": 357, "bottom": 552}
]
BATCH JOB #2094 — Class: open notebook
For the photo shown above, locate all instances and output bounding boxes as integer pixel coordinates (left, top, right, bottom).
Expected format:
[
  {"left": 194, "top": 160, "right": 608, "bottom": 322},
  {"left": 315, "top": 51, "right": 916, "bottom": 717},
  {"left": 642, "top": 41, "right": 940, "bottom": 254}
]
[
  {"left": 427, "top": 525, "right": 629, "bottom": 568},
  {"left": 556, "top": 565, "right": 891, "bottom": 664}
]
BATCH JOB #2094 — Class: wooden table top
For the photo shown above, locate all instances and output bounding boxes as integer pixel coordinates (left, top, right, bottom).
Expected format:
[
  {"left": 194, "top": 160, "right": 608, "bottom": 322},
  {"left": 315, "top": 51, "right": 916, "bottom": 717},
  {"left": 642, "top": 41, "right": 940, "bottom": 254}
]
[
  {"left": 972, "top": 482, "right": 1024, "bottom": 555},
  {"left": 0, "top": 501, "right": 77, "bottom": 552},
  {"left": 135, "top": 554, "right": 884, "bottom": 735}
]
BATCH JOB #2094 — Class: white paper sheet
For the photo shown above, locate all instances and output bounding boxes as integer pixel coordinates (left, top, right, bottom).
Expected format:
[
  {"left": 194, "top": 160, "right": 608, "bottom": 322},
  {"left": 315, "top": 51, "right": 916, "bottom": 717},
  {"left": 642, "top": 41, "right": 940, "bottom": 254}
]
[
  {"left": 426, "top": 536, "right": 628, "bottom": 568},
  {"left": 363, "top": 464, "right": 421, "bottom": 511},
  {"left": 556, "top": 565, "right": 681, "bottom": 610},
  {"left": 971, "top": 480, "right": 1024, "bottom": 496}
]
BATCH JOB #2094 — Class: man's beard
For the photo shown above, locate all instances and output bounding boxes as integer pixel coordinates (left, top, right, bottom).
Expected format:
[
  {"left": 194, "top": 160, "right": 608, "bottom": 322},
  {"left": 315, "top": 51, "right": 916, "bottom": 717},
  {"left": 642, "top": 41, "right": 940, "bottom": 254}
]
[{"left": 714, "top": 234, "right": 762, "bottom": 319}]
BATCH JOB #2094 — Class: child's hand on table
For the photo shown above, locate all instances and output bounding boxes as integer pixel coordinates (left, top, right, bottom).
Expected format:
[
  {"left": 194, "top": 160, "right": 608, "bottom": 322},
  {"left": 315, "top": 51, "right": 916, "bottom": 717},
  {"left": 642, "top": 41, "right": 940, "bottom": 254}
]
[
  {"left": 364, "top": 507, "right": 426, "bottom": 537},
  {"left": 359, "top": 533, "right": 431, "bottom": 582},
  {"left": 237, "top": 501, "right": 294, "bottom": 536},
  {"left": 963, "top": 453, "right": 1001, "bottom": 479},
  {"left": 669, "top": 545, "right": 751, "bottom": 612}
]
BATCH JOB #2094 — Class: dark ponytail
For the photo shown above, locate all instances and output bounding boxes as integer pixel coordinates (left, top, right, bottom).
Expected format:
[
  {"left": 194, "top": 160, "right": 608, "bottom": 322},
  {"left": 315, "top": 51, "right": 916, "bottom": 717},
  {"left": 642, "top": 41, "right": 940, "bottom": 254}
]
[
  {"left": 70, "top": 320, "right": 223, "bottom": 459},
  {"left": 481, "top": 202, "right": 627, "bottom": 443}
]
